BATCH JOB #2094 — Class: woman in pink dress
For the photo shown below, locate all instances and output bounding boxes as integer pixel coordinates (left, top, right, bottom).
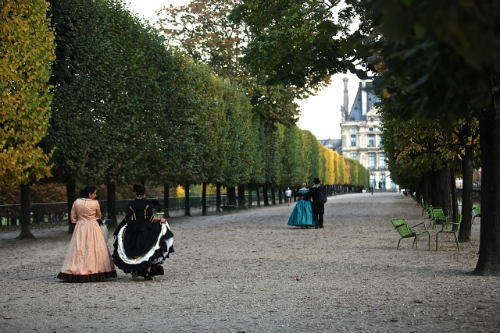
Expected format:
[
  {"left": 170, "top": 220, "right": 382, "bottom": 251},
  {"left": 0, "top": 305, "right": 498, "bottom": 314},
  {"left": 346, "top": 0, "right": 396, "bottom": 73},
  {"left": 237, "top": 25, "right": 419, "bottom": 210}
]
[{"left": 57, "top": 186, "right": 117, "bottom": 282}]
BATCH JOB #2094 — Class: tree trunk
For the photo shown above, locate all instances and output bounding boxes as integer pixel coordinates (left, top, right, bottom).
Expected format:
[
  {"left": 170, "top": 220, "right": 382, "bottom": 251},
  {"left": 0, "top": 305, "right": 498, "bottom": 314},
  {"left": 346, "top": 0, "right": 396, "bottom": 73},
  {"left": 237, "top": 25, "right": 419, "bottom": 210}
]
[
  {"left": 474, "top": 104, "right": 500, "bottom": 275},
  {"left": 227, "top": 186, "right": 236, "bottom": 207},
  {"left": 184, "top": 183, "right": 191, "bottom": 216},
  {"left": 430, "top": 170, "right": 441, "bottom": 208},
  {"left": 163, "top": 183, "right": 170, "bottom": 218},
  {"left": 17, "top": 184, "right": 35, "bottom": 239},
  {"left": 247, "top": 185, "right": 253, "bottom": 207},
  {"left": 263, "top": 184, "right": 269, "bottom": 206},
  {"left": 459, "top": 144, "right": 474, "bottom": 242},
  {"left": 422, "top": 172, "right": 432, "bottom": 207},
  {"left": 256, "top": 187, "right": 261, "bottom": 207},
  {"left": 450, "top": 167, "right": 458, "bottom": 224},
  {"left": 432, "top": 166, "right": 453, "bottom": 219},
  {"left": 66, "top": 180, "right": 76, "bottom": 234},
  {"left": 271, "top": 187, "right": 276, "bottom": 205},
  {"left": 216, "top": 182, "right": 221, "bottom": 212},
  {"left": 107, "top": 181, "right": 117, "bottom": 229},
  {"left": 202, "top": 182, "right": 207, "bottom": 216},
  {"left": 237, "top": 185, "right": 245, "bottom": 208},
  {"left": 278, "top": 187, "right": 283, "bottom": 204}
]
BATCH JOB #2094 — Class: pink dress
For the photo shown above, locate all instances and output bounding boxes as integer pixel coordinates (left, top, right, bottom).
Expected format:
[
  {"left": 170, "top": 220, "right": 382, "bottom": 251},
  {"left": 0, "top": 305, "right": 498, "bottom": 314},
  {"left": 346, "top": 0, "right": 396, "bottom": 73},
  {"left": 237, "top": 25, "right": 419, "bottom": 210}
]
[{"left": 57, "top": 198, "right": 116, "bottom": 282}]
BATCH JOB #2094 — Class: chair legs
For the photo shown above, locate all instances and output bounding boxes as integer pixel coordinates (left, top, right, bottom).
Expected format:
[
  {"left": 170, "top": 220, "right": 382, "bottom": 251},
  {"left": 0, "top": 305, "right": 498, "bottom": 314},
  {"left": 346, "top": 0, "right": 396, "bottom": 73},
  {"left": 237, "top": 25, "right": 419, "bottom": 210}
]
[
  {"left": 453, "top": 233, "right": 460, "bottom": 251},
  {"left": 436, "top": 231, "right": 460, "bottom": 251},
  {"left": 399, "top": 233, "right": 430, "bottom": 250},
  {"left": 413, "top": 232, "right": 430, "bottom": 250}
]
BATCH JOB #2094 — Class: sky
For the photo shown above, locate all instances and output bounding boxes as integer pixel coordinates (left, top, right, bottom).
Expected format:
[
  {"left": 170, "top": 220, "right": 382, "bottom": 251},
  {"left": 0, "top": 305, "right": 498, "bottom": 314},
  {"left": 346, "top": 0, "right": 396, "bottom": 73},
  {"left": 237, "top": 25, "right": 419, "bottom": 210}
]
[{"left": 125, "top": 0, "right": 361, "bottom": 140}]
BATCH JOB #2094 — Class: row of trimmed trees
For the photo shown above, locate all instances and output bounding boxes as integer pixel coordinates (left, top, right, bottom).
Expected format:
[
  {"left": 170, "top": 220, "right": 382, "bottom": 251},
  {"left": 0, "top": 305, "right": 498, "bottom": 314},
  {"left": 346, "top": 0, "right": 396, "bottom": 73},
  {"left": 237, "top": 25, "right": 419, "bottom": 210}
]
[{"left": 0, "top": 0, "right": 369, "bottom": 238}]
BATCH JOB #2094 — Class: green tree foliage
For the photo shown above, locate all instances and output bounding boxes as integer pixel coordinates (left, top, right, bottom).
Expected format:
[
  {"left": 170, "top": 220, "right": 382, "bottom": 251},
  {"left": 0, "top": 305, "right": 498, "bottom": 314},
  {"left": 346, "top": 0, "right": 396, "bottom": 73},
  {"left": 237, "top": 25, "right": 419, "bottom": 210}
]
[
  {"left": 232, "top": 0, "right": 354, "bottom": 93},
  {"left": 362, "top": 0, "right": 499, "bottom": 275},
  {"left": 159, "top": 0, "right": 300, "bottom": 125},
  {"left": 302, "top": 130, "right": 320, "bottom": 185},
  {"left": 248, "top": 113, "right": 265, "bottom": 186},
  {"left": 160, "top": 0, "right": 247, "bottom": 82},
  {"left": 49, "top": 0, "right": 163, "bottom": 184},
  {"left": 194, "top": 66, "right": 226, "bottom": 186},
  {"left": 0, "top": 0, "right": 55, "bottom": 185},
  {"left": 221, "top": 80, "right": 256, "bottom": 187},
  {"left": 279, "top": 124, "right": 306, "bottom": 187},
  {"left": 164, "top": 52, "right": 221, "bottom": 186},
  {"left": 260, "top": 122, "right": 282, "bottom": 187}
]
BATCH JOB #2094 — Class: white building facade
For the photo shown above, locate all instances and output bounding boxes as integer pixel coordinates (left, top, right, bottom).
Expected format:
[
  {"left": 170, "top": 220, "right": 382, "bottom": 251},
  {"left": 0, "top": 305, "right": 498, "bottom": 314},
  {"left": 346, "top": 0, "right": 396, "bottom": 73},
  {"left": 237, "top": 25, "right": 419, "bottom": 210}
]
[{"left": 340, "top": 80, "right": 396, "bottom": 190}]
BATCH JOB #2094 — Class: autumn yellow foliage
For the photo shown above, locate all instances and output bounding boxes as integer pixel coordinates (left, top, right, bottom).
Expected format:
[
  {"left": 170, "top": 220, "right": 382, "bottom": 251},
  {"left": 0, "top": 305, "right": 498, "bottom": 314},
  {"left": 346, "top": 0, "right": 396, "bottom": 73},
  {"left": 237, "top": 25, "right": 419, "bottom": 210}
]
[{"left": 0, "top": 0, "right": 55, "bottom": 185}]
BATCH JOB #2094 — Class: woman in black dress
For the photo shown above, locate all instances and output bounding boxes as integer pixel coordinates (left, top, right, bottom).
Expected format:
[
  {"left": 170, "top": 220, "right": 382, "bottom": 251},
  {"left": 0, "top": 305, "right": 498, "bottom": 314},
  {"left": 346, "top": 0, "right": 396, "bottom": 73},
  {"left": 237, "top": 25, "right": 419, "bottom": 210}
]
[{"left": 112, "top": 184, "right": 174, "bottom": 280}]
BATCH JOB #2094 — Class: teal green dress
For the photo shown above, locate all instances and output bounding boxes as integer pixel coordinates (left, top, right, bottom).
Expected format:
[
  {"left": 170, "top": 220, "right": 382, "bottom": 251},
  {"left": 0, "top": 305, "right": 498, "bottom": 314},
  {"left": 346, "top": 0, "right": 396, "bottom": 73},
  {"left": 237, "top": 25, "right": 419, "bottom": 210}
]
[{"left": 287, "top": 189, "right": 314, "bottom": 227}]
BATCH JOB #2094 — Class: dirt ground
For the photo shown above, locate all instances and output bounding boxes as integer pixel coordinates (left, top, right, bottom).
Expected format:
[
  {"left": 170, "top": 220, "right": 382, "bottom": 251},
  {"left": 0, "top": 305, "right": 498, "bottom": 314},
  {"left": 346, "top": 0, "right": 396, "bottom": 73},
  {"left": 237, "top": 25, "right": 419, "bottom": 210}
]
[{"left": 0, "top": 192, "right": 499, "bottom": 333}]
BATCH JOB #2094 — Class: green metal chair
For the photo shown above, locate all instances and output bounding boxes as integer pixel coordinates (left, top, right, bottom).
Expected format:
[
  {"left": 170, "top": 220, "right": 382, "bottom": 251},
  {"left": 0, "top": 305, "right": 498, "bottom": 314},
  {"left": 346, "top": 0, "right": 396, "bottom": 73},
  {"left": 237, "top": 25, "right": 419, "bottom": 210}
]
[
  {"left": 472, "top": 206, "right": 481, "bottom": 224},
  {"left": 429, "top": 207, "right": 447, "bottom": 229},
  {"left": 436, "top": 214, "right": 462, "bottom": 251},
  {"left": 391, "top": 218, "right": 430, "bottom": 250}
]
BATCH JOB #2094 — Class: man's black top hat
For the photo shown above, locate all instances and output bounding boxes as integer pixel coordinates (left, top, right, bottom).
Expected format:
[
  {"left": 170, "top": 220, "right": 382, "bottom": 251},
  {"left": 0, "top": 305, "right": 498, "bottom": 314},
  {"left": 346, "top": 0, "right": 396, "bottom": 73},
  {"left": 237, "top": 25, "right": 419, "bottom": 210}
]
[{"left": 313, "top": 177, "right": 320, "bottom": 184}]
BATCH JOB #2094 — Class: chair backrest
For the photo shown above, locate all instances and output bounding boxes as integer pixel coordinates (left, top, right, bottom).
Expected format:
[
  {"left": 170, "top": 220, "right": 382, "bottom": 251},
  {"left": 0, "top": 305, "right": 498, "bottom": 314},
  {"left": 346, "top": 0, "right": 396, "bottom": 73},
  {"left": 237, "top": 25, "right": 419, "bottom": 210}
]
[
  {"left": 472, "top": 206, "right": 481, "bottom": 217},
  {"left": 391, "top": 218, "right": 413, "bottom": 237},
  {"left": 431, "top": 208, "right": 445, "bottom": 219},
  {"left": 441, "top": 214, "right": 462, "bottom": 232}
]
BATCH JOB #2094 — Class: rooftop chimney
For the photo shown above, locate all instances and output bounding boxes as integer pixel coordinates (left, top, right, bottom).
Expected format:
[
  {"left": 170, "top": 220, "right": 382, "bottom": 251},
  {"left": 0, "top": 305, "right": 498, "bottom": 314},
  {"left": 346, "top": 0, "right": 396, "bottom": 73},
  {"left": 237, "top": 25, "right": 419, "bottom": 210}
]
[{"left": 343, "top": 77, "right": 349, "bottom": 119}]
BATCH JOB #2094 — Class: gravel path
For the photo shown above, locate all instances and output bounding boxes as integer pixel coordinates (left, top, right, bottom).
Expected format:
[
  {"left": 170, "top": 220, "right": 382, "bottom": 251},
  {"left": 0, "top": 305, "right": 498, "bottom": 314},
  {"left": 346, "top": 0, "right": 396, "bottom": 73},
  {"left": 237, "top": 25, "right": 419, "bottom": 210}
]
[{"left": 0, "top": 192, "right": 498, "bottom": 333}]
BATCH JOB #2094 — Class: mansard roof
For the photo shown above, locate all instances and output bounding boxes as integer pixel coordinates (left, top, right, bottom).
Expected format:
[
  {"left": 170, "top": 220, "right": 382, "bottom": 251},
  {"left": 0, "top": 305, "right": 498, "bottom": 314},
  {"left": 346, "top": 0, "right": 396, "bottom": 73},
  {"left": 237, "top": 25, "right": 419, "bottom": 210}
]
[{"left": 346, "top": 82, "right": 379, "bottom": 122}]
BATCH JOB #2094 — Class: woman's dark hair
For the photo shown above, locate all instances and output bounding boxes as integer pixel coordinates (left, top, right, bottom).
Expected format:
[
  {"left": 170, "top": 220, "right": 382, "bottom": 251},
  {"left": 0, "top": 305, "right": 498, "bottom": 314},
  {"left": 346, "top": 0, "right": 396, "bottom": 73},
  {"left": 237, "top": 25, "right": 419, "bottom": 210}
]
[
  {"left": 80, "top": 186, "right": 97, "bottom": 198},
  {"left": 133, "top": 184, "right": 146, "bottom": 196}
]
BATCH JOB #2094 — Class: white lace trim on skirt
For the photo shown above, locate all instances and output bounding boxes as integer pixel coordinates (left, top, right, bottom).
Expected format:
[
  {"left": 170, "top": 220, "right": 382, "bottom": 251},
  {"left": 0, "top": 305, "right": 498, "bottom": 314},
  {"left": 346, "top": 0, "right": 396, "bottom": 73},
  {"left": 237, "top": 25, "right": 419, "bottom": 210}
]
[{"left": 117, "top": 222, "right": 171, "bottom": 265}]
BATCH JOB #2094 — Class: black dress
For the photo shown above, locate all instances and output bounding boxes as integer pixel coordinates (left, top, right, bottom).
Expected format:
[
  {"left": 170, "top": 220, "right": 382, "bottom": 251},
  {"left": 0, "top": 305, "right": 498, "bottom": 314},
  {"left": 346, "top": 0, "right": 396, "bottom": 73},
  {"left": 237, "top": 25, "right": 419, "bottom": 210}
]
[{"left": 112, "top": 198, "right": 174, "bottom": 276}]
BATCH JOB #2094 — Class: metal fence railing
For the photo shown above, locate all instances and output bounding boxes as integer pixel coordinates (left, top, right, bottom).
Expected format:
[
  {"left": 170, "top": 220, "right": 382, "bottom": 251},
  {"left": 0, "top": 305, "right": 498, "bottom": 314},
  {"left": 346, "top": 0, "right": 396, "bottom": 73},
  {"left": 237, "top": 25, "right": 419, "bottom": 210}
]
[{"left": 1, "top": 193, "right": 282, "bottom": 227}]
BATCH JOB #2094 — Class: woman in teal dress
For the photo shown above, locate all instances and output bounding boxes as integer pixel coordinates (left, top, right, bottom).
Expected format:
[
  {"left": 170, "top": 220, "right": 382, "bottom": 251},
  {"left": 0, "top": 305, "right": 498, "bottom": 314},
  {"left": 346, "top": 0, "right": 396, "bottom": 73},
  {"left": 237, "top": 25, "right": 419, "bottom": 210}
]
[{"left": 287, "top": 183, "right": 314, "bottom": 227}]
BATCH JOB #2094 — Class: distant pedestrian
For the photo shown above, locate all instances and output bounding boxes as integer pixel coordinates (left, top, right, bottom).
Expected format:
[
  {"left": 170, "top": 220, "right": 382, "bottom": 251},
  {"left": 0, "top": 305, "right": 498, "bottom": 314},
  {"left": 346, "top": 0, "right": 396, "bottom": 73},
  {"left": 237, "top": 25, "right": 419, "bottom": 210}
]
[
  {"left": 285, "top": 187, "right": 292, "bottom": 206},
  {"left": 287, "top": 183, "right": 314, "bottom": 227},
  {"left": 311, "top": 178, "right": 327, "bottom": 229}
]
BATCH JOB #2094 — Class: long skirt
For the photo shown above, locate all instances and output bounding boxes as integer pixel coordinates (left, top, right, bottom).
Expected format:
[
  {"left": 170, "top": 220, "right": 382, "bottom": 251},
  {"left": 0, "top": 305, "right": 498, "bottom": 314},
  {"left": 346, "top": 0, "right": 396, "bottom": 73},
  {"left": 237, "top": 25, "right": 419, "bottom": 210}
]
[
  {"left": 287, "top": 200, "right": 314, "bottom": 227},
  {"left": 112, "top": 221, "right": 174, "bottom": 277},
  {"left": 57, "top": 221, "right": 116, "bottom": 282}
]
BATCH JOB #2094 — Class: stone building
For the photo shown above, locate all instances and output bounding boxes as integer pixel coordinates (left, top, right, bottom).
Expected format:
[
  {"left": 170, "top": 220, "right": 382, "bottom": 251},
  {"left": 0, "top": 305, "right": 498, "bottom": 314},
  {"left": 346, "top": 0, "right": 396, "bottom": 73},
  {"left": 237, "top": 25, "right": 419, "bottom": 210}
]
[{"left": 339, "top": 79, "right": 395, "bottom": 190}]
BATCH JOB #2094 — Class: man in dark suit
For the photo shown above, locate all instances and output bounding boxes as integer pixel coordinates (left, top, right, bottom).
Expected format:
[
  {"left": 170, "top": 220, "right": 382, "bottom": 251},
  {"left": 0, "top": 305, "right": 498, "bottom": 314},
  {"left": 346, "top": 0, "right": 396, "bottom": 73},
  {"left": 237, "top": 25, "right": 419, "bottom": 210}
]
[{"left": 311, "top": 177, "right": 326, "bottom": 228}]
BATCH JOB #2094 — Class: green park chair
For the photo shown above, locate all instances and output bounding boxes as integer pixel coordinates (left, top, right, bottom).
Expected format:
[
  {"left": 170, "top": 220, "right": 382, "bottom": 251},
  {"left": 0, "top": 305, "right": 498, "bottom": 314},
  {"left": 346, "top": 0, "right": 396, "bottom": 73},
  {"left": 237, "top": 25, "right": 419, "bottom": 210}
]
[
  {"left": 472, "top": 206, "right": 481, "bottom": 224},
  {"left": 429, "top": 207, "right": 447, "bottom": 229},
  {"left": 391, "top": 218, "right": 430, "bottom": 250},
  {"left": 436, "top": 214, "right": 462, "bottom": 251}
]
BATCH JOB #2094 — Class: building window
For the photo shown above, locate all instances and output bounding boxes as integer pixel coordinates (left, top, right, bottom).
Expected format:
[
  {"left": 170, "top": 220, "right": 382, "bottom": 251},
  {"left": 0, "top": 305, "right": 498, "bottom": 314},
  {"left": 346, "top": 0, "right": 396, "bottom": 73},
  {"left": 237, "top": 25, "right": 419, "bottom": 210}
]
[
  {"left": 369, "top": 127, "right": 374, "bottom": 132},
  {"left": 370, "top": 174, "right": 376, "bottom": 189},
  {"left": 369, "top": 153, "right": 376, "bottom": 168},
  {"left": 380, "top": 174, "right": 386, "bottom": 189},
  {"left": 351, "top": 152, "right": 358, "bottom": 160},
  {"left": 350, "top": 128, "right": 356, "bottom": 133},
  {"left": 379, "top": 153, "right": 386, "bottom": 168},
  {"left": 351, "top": 134, "right": 356, "bottom": 147},
  {"left": 369, "top": 134, "right": 375, "bottom": 147}
]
